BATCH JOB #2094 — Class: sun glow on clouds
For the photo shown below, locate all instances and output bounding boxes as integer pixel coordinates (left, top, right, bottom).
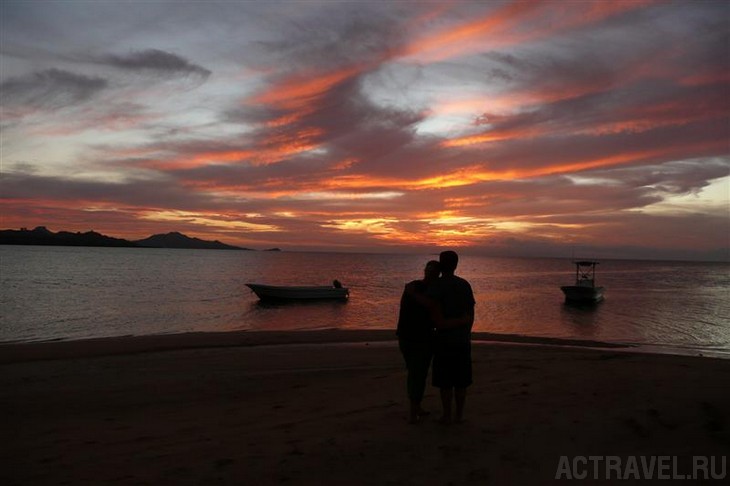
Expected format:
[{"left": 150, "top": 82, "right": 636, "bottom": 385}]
[
  {"left": 291, "top": 191, "right": 404, "bottom": 201},
  {"left": 324, "top": 212, "right": 500, "bottom": 247},
  {"left": 1, "top": 1, "right": 728, "bottom": 258},
  {"left": 140, "top": 210, "right": 282, "bottom": 233}
]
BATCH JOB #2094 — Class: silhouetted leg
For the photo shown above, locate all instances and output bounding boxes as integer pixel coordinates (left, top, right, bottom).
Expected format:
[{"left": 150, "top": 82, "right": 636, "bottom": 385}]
[
  {"left": 409, "top": 400, "right": 421, "bottom": 423},
  {"left": 406, "top": 368, "right": 419, "bottom": 423},
  {"left": 413, "top": 343, "right": 432, "bottom": 419},
  {"left": 400, "top": 340, "right": 419, "bottom": 423},
  {"left": 439, "top": 387, "right": 453, "bottom": 424},
  {"left": 454, "top": 387, "right": 467, "bottom": 422},
  {"left": 402, "top": 341, "right": 433, "bottom": 423}
]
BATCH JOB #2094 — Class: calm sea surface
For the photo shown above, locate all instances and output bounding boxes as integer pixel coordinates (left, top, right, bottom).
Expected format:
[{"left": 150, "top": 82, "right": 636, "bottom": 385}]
[{"left": 1, "top": 246, "right": 728, "bottom": 354}]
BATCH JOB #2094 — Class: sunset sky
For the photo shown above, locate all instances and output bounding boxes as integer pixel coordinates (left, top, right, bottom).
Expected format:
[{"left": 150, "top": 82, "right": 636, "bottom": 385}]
[{"left": 1, "top": 0, "right": 728, "bottom": 260}]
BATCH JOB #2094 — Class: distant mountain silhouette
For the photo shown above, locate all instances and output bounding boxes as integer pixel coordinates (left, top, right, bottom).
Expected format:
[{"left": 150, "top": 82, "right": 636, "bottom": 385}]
[
  {"left": 0, "top": 226, "right": 136, "bottom": 247},
  {"left": 134, "top": 232, "right": 247, "bottom": 250},
  {"left": 0, "top": 227, "right": 253, "bottom": 250}
]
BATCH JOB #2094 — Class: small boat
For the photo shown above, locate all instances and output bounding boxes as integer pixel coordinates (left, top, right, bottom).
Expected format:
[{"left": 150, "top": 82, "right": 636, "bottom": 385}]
[
  {"left": 561, "top": 261, "right": 605, "bottom": 303},
  {"left": 246, "top": 280, "right": 349, "bottom": 301}
]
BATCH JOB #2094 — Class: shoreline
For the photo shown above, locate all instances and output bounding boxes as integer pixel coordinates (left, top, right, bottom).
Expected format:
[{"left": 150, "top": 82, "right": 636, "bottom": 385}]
[
  {"left": 2, "top": 328, "right": 728, "bottom": 364},
  {"left": 3, "top": 332, "right": 729, "bottom": 485},
  {"left": 2, "top": 329, "right": 632, "bottom": 364}
]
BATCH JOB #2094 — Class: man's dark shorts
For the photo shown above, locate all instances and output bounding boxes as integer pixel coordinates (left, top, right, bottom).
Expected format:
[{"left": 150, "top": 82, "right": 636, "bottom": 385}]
[{"left": 432, "top": 340, "right": 472, "bottom": 389}]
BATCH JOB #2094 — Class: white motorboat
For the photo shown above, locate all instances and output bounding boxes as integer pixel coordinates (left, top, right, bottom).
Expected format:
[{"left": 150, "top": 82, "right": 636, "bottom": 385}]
[
  {"left": 246, "top": 281, "right": 349, "bottom": 301},
  {"left": 560, "top": 261, "right": 605, "bottom": 303}
]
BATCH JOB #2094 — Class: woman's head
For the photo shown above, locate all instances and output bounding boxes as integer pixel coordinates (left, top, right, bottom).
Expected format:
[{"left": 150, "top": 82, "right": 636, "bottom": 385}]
[{"left": 424, "top": 260, "right": 441, "bottom": 281}]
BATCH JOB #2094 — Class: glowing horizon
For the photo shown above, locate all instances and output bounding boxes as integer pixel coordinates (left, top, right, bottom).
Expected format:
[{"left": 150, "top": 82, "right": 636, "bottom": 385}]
[{"left": 1, "top": 0, "right": 728, "bottom": 260}]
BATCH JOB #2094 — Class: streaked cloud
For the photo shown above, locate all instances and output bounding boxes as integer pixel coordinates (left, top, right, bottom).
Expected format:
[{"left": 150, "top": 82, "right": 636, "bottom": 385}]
[{"left": 0, "top": 68, "right": 107, "bottom": 110}]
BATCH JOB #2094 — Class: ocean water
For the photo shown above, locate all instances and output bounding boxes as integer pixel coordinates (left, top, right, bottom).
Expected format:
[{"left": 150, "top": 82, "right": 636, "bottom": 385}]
[{"left": 1, "top": 246, "right": 728, "bottom": 355}]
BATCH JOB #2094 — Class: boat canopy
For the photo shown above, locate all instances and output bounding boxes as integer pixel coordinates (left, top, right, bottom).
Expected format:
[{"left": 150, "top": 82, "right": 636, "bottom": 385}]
[
  {"left": 562, "top": 260, "right": 605, "bottom": 302},
  {"left": 571, "top": 260, "right": 599, "bottom": 287}
]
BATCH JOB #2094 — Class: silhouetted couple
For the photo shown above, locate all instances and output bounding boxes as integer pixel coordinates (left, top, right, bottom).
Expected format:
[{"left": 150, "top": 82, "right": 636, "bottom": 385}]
[{"left": 396, "top": 250, "right": 475, "bottom": 424}]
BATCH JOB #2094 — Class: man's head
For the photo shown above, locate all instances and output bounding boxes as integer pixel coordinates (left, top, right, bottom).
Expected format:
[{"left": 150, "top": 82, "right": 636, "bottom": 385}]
[{"left": 439, "top": 250, "right": 458, "bottom": 275}]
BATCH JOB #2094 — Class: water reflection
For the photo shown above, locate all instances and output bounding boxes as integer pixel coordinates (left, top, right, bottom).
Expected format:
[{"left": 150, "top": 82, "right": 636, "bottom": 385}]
[
  {"left": 1, "top": 246, "right": 727, "bottom": 351},
  {"left": 560, "top": 301, "right": 603, "bottom": 339},
  {"left": 246, "top": 298, "right": 350, "bottom": 332}
]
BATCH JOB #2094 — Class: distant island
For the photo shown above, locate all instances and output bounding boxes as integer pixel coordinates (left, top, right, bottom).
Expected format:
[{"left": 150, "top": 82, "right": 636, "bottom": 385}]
[
  {"left": 134, "top": 231, "right": 248, "bottom": 250},
  {"left": 0, "top": 227, "right": 280, "bottom": 251}
]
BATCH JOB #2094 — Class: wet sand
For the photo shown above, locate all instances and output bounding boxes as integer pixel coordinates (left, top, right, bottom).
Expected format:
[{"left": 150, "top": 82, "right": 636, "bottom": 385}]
[{"left": 2, "top": 330, "right": 729, "bottom": 485}]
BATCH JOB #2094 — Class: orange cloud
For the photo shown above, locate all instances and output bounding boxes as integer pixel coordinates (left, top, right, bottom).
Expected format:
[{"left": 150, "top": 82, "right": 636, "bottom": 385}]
[
  {"left": 131, "top": 125, "right": 326, "bottom": 171},
  {"left": 511, "top": 140, "right": 729, "bottom": 180},
  {"left": 251, "top": 65, "right": 364, "bottom": 112},
  {"left": 177, "top": 133, "right": 723, "bottom": 200},
  {"left": 398, "top": 1, "right": 543, "bottom": 62},
  {"left": 399, "top": 0, "right": 657, "bottom": 63},
  {"left": 139, "top": 209, "right": 282, "bottom": 232},
  {"left": 441, "top": 126, "right": 547, "bottom": 148},
  {"left": 258, "top": 127, "right": 324, "bottom": 156},
  {"left": 254, "top": 66, "right": 358, "bottom": 106},
  {"left": 430, "top": 94, "right": 538, "bottom": 118},
  {"left": 679, "top": 70, "right": 730, "bottom": 87}
]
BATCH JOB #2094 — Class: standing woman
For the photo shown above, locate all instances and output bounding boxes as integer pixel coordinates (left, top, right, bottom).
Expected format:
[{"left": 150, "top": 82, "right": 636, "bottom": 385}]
[{"left": 396, "top": 260, "right": 441, "bottom": 423}]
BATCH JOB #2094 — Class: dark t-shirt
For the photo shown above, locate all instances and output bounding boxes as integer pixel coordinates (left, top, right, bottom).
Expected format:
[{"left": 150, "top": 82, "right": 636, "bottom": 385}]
[
  {"left": 431, "top": 275, "right": 475, "bottom": 346},
  {"left": 396, "top": 280, "right": 435, "bottom": 342}
]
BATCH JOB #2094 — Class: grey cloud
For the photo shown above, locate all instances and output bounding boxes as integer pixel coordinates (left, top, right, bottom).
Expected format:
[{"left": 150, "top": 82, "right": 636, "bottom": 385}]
[
  {"left": 552, "top": 212, "right": 729, "bottom": 261},
  {"left": 227, "top": 7, "right": 423, "bottom": 163},
  {"left": 0, "top": 171, "right": 214, "bottom": 212},
  {"left": 215, "top": 71, "right": 426, "bottom": 183},
  {"left": 253, "top": 6, "right": 404, "bottom": 70},
  {"left": 0, "top": 68, "right": 107, "bottom": 109},
  {"left": 284, "top": 75, "right": 424, "bottom": 163},
  {"left": 184, "top": 161, "right": 330, "bottom": 193},
  {"left": 0, "top": 168, "right": 397, "bottom": 232},
  {"left": 469, "top": 229, "right": 729, "bottom": 261},
  {"left": 98, "top": 49, "right": 211, "bottom": 78},
  {"left": 394, "top": 175, "right": 659, "bottom": 221},
  {"left": 460, "top": 115, "right": 728, "bottom": 179},
  {"left": 590, "top": 158, "right": 730, "bottom": 196}
]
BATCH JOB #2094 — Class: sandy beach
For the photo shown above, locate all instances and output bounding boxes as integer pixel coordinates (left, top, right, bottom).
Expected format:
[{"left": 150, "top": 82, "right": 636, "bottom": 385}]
[{"left": 2, "top": 331, "right": 729, "bottom": 485}]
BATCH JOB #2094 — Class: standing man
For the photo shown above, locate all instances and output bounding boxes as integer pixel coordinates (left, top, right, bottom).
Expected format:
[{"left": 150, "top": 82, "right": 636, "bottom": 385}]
[{"left": 432, "top": 250, "right": 475, "bottom": 424}]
